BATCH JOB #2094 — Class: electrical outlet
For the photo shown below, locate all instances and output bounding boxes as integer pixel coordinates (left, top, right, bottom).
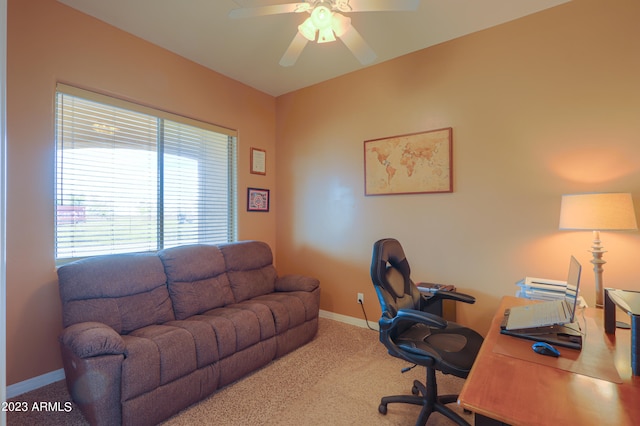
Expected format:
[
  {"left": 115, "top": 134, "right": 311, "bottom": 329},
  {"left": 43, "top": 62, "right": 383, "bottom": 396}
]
[{"left": 357, "top": 293, "right": 364, "bottom": 304}]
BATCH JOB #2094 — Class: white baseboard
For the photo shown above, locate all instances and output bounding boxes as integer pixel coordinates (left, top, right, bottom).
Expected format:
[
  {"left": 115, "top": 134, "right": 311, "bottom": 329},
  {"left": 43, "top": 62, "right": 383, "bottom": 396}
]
[
  {"left": 6, "top": 368, "right": 65, "bottom": 399},
  {"left": 319, "top": 309, "right": 379, "bottom": 331},
  {"left": 6, "top": 311, "right": 377, "bottom": 399}
]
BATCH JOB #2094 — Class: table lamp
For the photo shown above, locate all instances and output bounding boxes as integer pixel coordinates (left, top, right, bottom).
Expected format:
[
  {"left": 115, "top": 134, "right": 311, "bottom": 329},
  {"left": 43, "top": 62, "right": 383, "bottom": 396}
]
[{"left": 559, "top": 193, "right": 638, "bottom": 308}]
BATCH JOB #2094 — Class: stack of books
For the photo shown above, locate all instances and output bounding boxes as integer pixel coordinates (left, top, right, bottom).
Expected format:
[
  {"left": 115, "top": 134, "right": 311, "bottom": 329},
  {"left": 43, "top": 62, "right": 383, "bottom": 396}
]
[{"left": 515, "top": 277, "right": 567, "bottom": 301}]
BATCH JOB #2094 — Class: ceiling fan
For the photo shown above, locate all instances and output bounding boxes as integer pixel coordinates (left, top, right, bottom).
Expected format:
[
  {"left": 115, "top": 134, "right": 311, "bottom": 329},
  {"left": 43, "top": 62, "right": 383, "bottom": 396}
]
[{"left": 229, "top": 0, "right": 420, "bottom": 66}]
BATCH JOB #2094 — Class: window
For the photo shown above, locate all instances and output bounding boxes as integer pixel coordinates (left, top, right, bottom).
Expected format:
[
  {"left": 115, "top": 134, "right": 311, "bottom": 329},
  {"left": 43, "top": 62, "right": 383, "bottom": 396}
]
[{"left": 55, "top": 84, "right": 237, "bottom": 260}]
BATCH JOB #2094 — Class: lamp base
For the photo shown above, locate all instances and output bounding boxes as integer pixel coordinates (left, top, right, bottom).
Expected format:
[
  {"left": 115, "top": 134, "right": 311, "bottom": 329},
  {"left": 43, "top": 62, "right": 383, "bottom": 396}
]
[{"left": 590, "top": 230, "right": 607, "bottom": 309}]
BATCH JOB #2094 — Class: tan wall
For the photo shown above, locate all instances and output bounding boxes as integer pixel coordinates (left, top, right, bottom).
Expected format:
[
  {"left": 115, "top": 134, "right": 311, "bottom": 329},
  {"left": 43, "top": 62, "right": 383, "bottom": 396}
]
[
  {"left": 7, "top": 0, "right": 640, "bottom": 388},
  {"left": 6, "top": 0, "right": 276, "bottom": 385},
  {"left": 275, "top": 0, "right": 640, "bottom": 331}
]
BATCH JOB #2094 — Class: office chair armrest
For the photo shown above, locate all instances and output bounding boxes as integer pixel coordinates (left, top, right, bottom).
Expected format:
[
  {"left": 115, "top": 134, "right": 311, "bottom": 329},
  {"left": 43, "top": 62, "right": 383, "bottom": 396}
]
[
  {"left": 395, "top": 308, "right": 448, "bottom": 329},
  {"left": 425, "top": 290, "right": 476, "bottom": 305}
]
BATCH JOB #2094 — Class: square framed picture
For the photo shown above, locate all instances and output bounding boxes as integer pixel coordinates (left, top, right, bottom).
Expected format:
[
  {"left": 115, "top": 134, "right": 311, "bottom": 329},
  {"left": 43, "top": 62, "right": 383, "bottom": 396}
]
[{"left": 247, "top": 187, "right": 270, "bottom": 212}]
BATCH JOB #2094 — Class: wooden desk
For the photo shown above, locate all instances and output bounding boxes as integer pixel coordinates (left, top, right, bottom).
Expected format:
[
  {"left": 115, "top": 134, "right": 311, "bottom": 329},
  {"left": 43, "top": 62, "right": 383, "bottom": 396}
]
[{"left": 458, "top": 296, "right": 640, "bottom": 425}]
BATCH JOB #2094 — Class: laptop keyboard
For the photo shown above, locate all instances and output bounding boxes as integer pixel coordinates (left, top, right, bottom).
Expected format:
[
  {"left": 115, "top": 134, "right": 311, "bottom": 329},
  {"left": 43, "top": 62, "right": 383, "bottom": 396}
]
[
  {"left": 534, "top": 302, "right": 564, "bottom": 325},
  {"left": 505, "top": 300, "right": 569, "bottom": 330}
]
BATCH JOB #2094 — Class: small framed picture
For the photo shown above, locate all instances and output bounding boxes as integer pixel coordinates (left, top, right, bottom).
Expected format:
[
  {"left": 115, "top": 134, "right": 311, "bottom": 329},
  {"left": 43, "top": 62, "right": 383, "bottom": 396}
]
[
  {"left": 250, "top": 147, "right": 266, "bottom": 175},
  {"left": 247, "top": 187, "right": 270, "bottom": 212}
]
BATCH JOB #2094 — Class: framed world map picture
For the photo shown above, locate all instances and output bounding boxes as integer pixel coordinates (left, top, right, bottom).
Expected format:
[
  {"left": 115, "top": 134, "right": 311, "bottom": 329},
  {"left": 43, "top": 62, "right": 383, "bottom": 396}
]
[{"left": 364, "top": 127, "right": 453, "bottom": 196}]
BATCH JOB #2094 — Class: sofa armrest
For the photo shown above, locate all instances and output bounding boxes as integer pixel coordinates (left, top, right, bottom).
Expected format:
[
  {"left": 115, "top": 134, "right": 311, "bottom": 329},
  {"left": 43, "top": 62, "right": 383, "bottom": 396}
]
[
  {"left": 275, "top": 274, "right": 320, "bottom": 292},
  {"left": 60, "top": 322, "right": 126, "bottom": 359}
]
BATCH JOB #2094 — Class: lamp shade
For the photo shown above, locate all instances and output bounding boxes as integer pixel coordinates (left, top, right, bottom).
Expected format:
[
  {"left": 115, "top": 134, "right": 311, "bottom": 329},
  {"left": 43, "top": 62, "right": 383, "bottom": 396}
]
[{"left": 559, "top": 193, "right": 638, "bottom": 231}]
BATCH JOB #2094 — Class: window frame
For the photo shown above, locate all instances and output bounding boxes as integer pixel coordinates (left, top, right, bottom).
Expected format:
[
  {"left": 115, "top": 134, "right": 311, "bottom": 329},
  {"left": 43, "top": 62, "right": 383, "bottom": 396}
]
[{"left": 54, "top": 83, "right": 238, "bottom": 262}]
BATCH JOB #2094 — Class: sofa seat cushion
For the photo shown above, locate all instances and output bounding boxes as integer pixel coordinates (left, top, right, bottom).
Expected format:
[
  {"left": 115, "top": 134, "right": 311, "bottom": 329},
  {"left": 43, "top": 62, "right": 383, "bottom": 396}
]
[
  {"left": 250, "top": 293, "right": 313, "bottom": 333},
  {"left": 164, "top": 320, "right": 220, "bottom": 369},
  {"left": 121, "top": 325, "right": 197, "bottom": 401},
  {"left": 185, "top": 303, "right": 275, "bottom": 359},
  {"left": 159, "top": 244, "right": 235, "bottom": 320}
]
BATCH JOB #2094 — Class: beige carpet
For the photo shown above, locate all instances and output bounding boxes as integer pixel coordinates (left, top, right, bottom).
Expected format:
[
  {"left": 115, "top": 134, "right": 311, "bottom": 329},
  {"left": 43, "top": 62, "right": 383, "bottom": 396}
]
[{"left": 8, "top": 318, "right": 473, "bottom": 425}]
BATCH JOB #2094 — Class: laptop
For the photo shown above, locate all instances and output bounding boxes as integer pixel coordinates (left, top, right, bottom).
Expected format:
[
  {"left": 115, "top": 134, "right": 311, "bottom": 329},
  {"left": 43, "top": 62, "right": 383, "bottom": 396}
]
[{"left": 502, "top": 256, "right": 582, "bottom": 331}]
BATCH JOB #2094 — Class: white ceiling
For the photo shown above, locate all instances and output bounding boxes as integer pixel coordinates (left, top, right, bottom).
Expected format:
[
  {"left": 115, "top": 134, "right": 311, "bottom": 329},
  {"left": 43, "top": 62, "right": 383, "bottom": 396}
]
[{"left": 57, "top": 0, "right": 570, "bottom": 97}]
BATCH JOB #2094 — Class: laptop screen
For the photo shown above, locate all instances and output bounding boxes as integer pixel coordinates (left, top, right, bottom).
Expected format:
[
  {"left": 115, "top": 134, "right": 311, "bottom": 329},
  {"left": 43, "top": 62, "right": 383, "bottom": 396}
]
[{"left": 565, "top": 256, "right": 582, "bottom": 322}]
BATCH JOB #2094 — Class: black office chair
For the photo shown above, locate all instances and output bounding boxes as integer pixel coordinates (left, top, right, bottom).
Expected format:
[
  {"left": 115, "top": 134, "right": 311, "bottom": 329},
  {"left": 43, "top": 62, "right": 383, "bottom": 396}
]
[{"left": 370, "top": 238, "right": 484, "bottom": 426}]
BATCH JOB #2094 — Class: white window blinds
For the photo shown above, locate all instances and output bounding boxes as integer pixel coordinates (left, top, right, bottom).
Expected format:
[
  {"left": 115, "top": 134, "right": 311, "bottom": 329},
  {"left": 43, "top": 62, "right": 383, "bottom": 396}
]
[{"left": 55, "top": 84, "right": 237, "bottom": 260}]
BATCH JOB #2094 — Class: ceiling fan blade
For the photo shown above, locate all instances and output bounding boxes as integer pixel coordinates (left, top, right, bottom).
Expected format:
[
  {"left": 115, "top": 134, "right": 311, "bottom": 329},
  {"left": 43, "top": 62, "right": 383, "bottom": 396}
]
[
  {"left": 346, "top": 0, "right": 419, "bottom": 12},
  {"left": 280, "top": 32, "right": 309, "bottom": 66},
  {"left": 337, "top": 23, "right": 377, "bottom": 65},
  {"left": 229, "top": 2, "right": 309, "bottom": 19}
]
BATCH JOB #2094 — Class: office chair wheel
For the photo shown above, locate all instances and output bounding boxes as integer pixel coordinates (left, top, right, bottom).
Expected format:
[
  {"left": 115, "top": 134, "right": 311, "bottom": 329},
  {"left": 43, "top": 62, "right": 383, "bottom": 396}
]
[
  {"left": 411, "top": 385, "right": 419, "bottom": 395},
  {"left": 378, "top": 403, "right": 388, "bottom": 415}
]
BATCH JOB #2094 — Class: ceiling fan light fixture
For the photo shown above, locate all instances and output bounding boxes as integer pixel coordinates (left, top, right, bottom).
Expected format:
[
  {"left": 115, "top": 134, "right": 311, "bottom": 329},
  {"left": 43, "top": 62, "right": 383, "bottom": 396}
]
[
  {"left": 310, "top": 5, "right": 333, "bottom": 30},
  {"left": 298, "top": 17, "right": 317, "bottom": 41},
  {"left": 299, "top": 4, "right": 339, "bottom": 43},
  {"left": 230, "top": 0, "right": 416, "bottom": 67},
  {"left": 317, "top": 26, "right": 336, "bottom": 43}
]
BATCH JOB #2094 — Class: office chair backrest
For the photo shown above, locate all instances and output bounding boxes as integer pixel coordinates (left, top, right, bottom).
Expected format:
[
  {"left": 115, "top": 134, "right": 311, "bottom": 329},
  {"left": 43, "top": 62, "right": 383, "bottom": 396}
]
[{"left": 370, "top": 238, "right": 422, "bottom": 318}]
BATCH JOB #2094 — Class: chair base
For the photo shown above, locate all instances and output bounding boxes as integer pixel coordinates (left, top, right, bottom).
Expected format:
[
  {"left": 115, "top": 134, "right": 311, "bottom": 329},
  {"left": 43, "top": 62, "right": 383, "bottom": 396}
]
[{"left": 378, "top": 367, "right": 470, "bottom": 426}]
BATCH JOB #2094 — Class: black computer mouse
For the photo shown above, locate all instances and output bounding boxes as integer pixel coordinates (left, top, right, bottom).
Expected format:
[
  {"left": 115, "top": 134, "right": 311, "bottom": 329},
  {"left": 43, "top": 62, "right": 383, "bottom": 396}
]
[{"left": 532, "top": 342, "right": 560, "bottom": 357}]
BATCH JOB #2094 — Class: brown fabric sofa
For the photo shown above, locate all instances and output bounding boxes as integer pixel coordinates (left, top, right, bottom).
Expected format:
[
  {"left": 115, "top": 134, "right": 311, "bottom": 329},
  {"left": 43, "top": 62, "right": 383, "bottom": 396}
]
[{"left": 57, "top": 241, "right": 320, "bottom": 426}]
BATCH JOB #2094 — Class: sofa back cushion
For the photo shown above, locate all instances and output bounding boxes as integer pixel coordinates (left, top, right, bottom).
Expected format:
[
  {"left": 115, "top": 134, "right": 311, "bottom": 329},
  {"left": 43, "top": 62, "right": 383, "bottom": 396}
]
[
  {"left": 58, "top": 253, "right": 174, "bottom": 334},
  {"left": 220, "top": 241, "right": 277, "bottom": 302},
  {"left": 158, "top": 244, "right": 235, "bottom": 319}
]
